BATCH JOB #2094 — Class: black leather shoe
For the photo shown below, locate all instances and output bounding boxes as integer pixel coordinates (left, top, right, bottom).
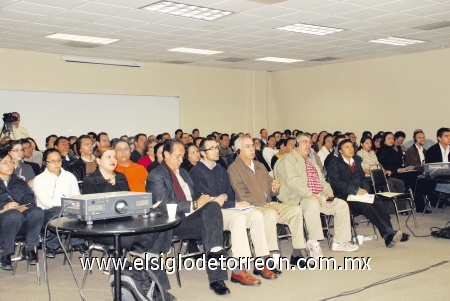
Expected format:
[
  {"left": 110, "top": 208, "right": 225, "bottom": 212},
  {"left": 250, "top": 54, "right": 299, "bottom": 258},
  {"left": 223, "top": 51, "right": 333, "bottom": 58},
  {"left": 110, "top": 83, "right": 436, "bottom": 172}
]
[
  {"left": 23, "top": 248, "right": 38, "bottom": 265},
  {"left": 72, "top": 243, "right": 89, "bottom": 254},
  {"left": 400, "top": 233, "right": 410, "bottom": 242},
  {"left": 206, "top": 249, "right": 228, "bottom": 261},
  {"left": 290, "top": 254, "right": 312, "bottom": 268},
  {"left": 45, "top": 247, "right": 59, "bottom": 258},
  {"left": 209, "top": 280, "right": 230, "bottom": 295},
  {"left": 0, "top": 255, "right": 13, "bottom": 271},
  {"left": 384, "top": 234, "right": 395, "bottom": 248}
]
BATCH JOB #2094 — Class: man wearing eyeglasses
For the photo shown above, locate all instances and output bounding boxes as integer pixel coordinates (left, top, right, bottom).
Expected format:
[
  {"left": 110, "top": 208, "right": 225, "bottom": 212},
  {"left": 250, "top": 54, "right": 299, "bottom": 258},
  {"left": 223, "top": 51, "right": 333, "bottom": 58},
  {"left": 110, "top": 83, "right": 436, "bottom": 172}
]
[
  {"left": 21, "top": 138, "right": 42, "bottom": 166},
  {"left": 0, "top": 150, "right": 44, "bottom": 270},
  {"left": 274, "top": 133, "right": 357, "bottom": 257},
  {"left": 228, "top": 137, "right": 308, "bottom": 268},
  {"left": 146, "top": 140, "right": 230, "bottom": 296},
  {"left": 191, "top": 137, "right": 274, "bottom": 286}
]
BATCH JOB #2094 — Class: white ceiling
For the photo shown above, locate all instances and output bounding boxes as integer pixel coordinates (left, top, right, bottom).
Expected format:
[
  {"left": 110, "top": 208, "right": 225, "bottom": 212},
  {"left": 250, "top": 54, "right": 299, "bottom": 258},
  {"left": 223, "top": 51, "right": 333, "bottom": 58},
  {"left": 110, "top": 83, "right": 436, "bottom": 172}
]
[{"left": 1, "top": 0, "right": 450, "bottom": 71}]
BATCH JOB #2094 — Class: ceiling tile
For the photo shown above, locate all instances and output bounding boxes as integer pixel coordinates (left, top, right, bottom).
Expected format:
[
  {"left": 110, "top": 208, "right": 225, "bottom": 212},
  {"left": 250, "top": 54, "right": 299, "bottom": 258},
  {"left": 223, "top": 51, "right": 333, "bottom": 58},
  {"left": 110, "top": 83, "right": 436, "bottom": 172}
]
[
  {"left": 73, "top": 2, "right": 131, "bottom": 16},
  {"left": 3, "top": 1, "right": 66, "bottom": 16}
]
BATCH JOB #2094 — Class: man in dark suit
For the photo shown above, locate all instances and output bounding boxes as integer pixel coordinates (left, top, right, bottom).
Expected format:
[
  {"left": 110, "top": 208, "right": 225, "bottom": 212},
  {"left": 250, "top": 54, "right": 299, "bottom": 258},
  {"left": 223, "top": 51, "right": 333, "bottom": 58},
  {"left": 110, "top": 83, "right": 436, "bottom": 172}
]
[
  {"left": 146, "top": 140, "right": 230, "bottom": 296},
  {"left": 425, "top": 127, "right": 450, "bottom": 164},
  {"left": 327, "top": 139, "right": 408, "bottom": 248},
  {"left": 422, "top": 127, "right": 450, "bottom": 210}
]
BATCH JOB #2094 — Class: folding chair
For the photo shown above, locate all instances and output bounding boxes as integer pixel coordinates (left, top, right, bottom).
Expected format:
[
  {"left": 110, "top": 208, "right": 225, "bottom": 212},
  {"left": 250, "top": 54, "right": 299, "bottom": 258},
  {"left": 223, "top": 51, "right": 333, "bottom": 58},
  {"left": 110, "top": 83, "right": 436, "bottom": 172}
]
[
  {"left": 370, "top": 165, "right": 418, "bottom": 230},
  {"left": 350, "top": 211, "right": 378, "bottom": 245},
  {"left": 170, "top": 237, "right": 204, "bottom": 288},
  {"left": 11, "top": 234, "right": 41, "bottom": 284}
]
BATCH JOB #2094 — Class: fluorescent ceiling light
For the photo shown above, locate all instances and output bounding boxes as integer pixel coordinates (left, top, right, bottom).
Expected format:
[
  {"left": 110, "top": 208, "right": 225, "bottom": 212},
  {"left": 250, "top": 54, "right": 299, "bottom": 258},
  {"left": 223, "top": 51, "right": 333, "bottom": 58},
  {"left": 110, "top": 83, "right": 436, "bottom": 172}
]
[
  {"left": 276, "top": 23, "right": 345, "bottom": 36},
  {"left": 45, "top": 33, "right": 119, "bottom": 45},
  {"left": 255, "top": 57, "right": 303, "bottom": 63},
  {"left": 369, "top": 37, "right": 426, "bottom": 46},
  {"left": 141, "top": 1, "right": 233, "bottom": 21},
  {"left": 168, "top": 47, "right": 223, "bottom": 55}
]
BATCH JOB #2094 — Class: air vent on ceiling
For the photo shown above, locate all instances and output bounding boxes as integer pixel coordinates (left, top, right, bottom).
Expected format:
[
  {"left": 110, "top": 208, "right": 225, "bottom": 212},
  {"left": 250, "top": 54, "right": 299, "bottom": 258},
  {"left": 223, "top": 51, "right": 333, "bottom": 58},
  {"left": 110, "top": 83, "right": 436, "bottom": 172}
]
[
  {"left": 62, "top": 42, "right": 101, "bottom": 48},
  {"left": 310, "top": 57, "right": 341, "bottom": 62},
  {"left": 414, "top": 21, "right": 450, "bottom": 31},
  {"left": 165, "top": 60, "right": 192, "bottom": 64},
  {"left": 218, "top": 57, "right": 247, "bottom": 62}
]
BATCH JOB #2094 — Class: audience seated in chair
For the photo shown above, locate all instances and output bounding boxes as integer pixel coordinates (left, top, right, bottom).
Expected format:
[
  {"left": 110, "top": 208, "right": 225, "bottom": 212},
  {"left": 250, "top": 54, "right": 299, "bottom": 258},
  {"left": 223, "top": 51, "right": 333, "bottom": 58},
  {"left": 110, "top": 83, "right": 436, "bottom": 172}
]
[
  {"left": 327, "top": 139, "right": 409, "bottom": 248},
  {"left": 274, "top": 133, "right": 358, "bottom": 260},
  {"left": 191, "top": 137, "right": 275, "bottom": 286},
  {"left": 0, "top": 150, "right": 44, "bottom": 271},
  {"left": 228, "top": 137, "right": 309, "bottom": 268},
  {"left": 33, "top": 148, "right": 88, "bottom": 258}
]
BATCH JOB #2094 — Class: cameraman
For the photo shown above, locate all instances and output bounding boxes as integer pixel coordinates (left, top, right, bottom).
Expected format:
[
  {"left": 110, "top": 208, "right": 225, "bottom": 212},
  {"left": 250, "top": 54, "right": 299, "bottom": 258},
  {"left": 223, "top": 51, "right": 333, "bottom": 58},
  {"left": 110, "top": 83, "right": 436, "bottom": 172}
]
[{"left": 1, "top": 112, "right": 29, "bottom": 140}]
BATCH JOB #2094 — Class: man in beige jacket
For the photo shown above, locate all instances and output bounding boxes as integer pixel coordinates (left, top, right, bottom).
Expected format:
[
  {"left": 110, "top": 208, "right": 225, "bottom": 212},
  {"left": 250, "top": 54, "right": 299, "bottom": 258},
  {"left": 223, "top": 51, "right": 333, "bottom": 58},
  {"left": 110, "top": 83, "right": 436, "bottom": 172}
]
[{"left": 274, "top": 133, "right": 358, "bottom": 259}]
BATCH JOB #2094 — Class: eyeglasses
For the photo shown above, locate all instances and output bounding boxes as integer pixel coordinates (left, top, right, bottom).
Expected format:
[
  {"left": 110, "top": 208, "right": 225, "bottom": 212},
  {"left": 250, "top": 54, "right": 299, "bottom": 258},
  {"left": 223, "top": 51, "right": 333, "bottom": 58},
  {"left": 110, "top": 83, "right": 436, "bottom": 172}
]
[
  {"left": 82, "top": 143, "right": 94, "bottom": 147},
  {"left": 0, "top": 160, "right": 14, "bottom": 166},
  {"left": 242, "top": 144, "right": 255, "bottom": 149},
  {"left": 10, "top": 149, "right": 23, "bottom": 152},
  {"left": 204, "top": 146, "right": 219, "bottom": 152},
  {"left": 46, "top": 159, "right": 62, "bottom": 164}
]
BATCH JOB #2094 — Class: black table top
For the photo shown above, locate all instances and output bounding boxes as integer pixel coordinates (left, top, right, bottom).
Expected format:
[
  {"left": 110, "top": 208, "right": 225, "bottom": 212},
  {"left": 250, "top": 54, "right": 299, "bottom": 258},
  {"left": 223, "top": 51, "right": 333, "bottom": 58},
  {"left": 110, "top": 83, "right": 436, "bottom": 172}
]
[
  {"left": 48, "top": 215, "right": 180, "bottom": 237},
  {"left": 418, "top": 175, "right": 450, "bottom": 183}
]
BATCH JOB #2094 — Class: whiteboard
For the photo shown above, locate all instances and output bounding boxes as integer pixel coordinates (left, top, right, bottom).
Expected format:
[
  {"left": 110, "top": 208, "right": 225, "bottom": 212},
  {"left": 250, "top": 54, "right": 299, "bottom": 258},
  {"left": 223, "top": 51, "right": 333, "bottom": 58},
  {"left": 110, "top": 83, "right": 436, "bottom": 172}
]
[{"left": 0, "top": 90, "right": 179, "bottom": 149}]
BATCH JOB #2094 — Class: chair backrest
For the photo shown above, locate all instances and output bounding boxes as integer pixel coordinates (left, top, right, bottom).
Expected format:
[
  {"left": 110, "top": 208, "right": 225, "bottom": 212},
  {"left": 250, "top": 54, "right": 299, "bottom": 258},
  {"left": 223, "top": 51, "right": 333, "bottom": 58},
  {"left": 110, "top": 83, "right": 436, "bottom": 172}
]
[{"left": 370, "top": 168, "right": 389, "bottom": 193}]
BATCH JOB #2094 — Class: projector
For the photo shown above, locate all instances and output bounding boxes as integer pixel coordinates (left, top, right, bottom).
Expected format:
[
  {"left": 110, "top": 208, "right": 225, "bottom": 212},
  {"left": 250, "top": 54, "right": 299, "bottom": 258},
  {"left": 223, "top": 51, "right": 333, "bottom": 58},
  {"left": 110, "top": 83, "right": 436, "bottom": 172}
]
[
  {"left": 61, "top": 191, "right": 152, "bottom": 225},
  {"left": 424, "top": 162, "right": 450, "bottom": 177}
]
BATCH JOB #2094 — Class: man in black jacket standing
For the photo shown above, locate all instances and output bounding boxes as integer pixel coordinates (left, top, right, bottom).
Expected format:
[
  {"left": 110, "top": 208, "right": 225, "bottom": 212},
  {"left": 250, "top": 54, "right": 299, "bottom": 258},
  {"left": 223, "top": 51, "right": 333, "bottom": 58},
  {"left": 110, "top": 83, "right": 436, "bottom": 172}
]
[
  {"left": 0, "top": 150, "right": 44, "bottom": 270},
  {"left": 327, "top": 139, "right": 408, "bottom": 248}
]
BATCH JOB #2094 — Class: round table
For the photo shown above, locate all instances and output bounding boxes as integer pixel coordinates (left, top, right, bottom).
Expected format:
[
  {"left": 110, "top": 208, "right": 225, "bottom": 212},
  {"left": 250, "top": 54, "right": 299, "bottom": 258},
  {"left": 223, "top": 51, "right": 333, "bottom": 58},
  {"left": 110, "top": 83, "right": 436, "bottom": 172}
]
[{"left": 48, "top": 215, "right": 180, "bottom": 301}]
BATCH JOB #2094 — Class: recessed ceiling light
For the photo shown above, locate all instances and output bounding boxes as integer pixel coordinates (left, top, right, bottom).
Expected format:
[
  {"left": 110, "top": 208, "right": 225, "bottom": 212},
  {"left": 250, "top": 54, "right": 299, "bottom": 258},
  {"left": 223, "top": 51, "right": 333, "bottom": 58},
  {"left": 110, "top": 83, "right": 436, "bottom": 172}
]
[
  {"left": 276, "top": 23, "right": 345, "bottom": 36},
  {"left": 168, "top": 47, "right": 223, "bottom": 55},
  {"left": 141, "top": 1, "right": 234, "bottom": 21},
  {"left": 45, "top": 33, "right": 119, "bottom": 45},
  {"left": 255, "top": 57, "right": 303, "bottom": 63},
  {"left": 369, "top": 37, "right": 426, "bottom": 46}
]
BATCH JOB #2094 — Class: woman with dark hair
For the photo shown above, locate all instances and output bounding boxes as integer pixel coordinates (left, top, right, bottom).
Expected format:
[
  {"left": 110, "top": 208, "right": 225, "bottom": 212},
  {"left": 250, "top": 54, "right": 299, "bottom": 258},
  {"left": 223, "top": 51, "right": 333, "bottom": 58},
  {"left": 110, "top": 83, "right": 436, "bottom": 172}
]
[
  {"left": 180, "top": 143, "right": 200, "bottom": 172},
  {"left": 138, "top": 140, "right": 157, "bottom": 169},
  {"left": 4, "top": 140, "right": 35, "bottom": 187},
  {"left": 33, "top": 148, "right": 87, "bottom": 257},
  {"left": 317, "top": 134, "right": 334, "bottom": 166},
  {"left": 361, "top": 131, "right": 372, "bottom": 139},
  {"left": 372, "top": 134, "right": 382, "bottom": 153},
  {"left": 81, "top": 146, "right": 175, "bottom": 299},
  {"left": 27, "top": 137, "right": 40, "bottom": 151},
  {"left": 313, "top": 130, "right": 328, "bottom": 152},
  {"left": 82, "top": 146, "right": 129, "bottom": 194},
  {"left": 147, "top": 142, "right": 164, "bottom": 173},
  {"left": 377, "top": 132, "right": 417, "bottom": 191},
  {"left": 357, "top": 136, "right": 405, "bottom": 193}
]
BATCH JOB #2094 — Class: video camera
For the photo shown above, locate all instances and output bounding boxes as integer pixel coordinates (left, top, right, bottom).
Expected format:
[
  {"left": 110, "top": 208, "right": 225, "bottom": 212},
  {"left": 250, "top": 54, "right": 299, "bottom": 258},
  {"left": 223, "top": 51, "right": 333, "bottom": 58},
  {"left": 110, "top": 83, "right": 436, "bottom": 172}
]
[{"left": 2, "top": 113, "right": 18, "bottom": 123}]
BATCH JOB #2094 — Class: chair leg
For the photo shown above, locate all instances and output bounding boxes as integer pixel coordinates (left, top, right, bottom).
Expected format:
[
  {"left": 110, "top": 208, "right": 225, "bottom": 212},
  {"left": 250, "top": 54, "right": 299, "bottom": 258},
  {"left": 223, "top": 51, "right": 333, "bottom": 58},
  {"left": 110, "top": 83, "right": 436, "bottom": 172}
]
[
  {"left": 174, "top": 241, "right": 182, "bottom": 288},
  {"left": 246, "top": 229, "right": 256, "bottom": 258},
  {"left": 423, "top": 195, "right": 431, "bottom": 215},
  {"left": 393, "top": 200, "right": 401, "bottom": 230}
]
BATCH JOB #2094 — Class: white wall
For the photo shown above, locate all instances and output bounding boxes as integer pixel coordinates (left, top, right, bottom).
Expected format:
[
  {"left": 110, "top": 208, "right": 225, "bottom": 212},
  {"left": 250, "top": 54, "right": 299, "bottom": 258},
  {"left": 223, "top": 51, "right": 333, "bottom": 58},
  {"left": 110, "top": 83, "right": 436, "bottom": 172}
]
[
  {"left": 0, "top": 48, "right": 268, "bottom": 148},
  {"left": 1, "top": 46, "right": 450, "bottom": 146},
  {"left": 268, "top": 48, "right": 450, "bottom": 141}
]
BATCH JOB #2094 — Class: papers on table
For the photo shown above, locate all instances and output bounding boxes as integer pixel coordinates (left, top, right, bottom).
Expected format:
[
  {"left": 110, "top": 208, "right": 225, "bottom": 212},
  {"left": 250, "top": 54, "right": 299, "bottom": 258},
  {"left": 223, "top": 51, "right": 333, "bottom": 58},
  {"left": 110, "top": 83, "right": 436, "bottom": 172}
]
[{"left": 347, "top": 194, "right": 375, "bottom": 204}]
